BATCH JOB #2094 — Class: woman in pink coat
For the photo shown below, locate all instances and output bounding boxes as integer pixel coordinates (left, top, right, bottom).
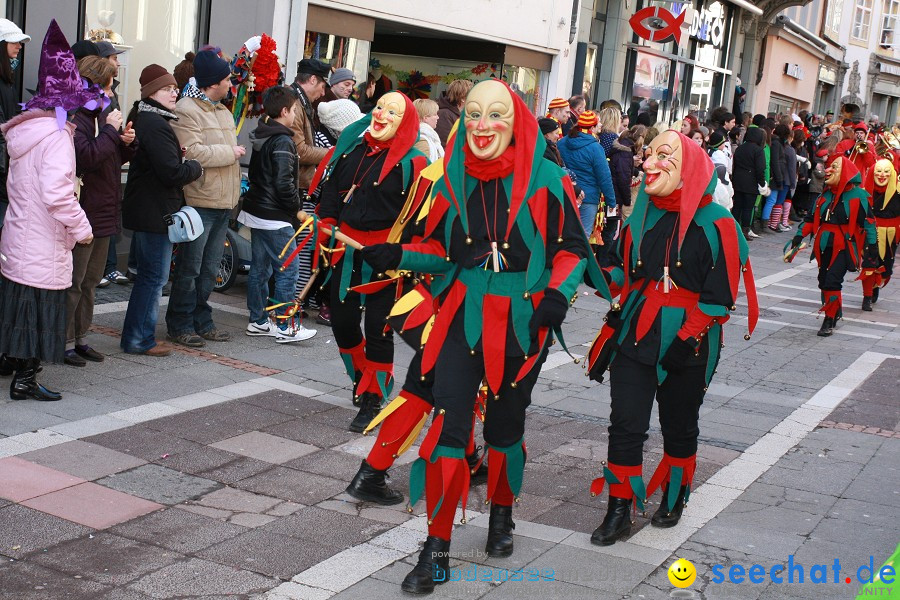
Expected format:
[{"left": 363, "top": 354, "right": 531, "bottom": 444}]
[{"left": 0, "top": 21, "right": 103, "bottom": 401}]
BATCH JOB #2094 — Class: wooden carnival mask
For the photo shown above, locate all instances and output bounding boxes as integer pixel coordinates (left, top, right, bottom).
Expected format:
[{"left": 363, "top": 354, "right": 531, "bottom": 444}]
[
  {"left": 873, "top": 159, "right": 895, "bottom": 188},
  {"left": 370, "top": 91, "right": 406, "bottom": 142},
  {"left": 642, "top": 129, "right": 684, "bottom": 197},
  {"left": 825, "top": 157, "right": 842, "bottom": 187},
  {"left": 464, "top": 80, "right": 515, "bottom": 161}
]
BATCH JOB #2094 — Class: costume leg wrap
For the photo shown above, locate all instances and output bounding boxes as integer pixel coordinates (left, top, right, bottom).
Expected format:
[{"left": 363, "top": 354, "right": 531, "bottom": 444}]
[
  {"left": 485, "top": 440, "right": 526, "bottom": 506},
  {"left": 768, "top": 206, "right": 783, "bottom": 229},
  {"left": 861, "top": 274, "right": 879, "bottom": 296},
  {"left": 357, "top": 360, "right": 394, "bottom": 400},
  {"left": 339, "top": 340, "right": 366, "bottom": 392},
  {"left": 822, "top": 291, "right": 841, "bottom": 318},
  {"left": 365, "top": 391, "right": 432, "bottom": 470},
  {"left": 782, "top": 201, "right": 792, "bottom": 226},
  {"left": 590, "top": 462, "right": 646, "bottom": 511},
  {"left": 646, "top": 453, "right": 697, "bottom": 512},
  {"left": 409, "top": 443, "right": 471, "bottom": 540}
]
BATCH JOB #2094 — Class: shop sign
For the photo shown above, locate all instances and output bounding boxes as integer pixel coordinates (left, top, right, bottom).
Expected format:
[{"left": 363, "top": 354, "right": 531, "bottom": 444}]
[
  {"left": 672, "top": 1, "right": 726, "bottom": 49},
  {"left": 629, "top": 6, "right": 689, "bottom": 44},
  {"left": 818, "top": 64, "right": 837, "bottom": 84},
  {"left": 785, "top": 63, "right": 804, "bottom": 80}
]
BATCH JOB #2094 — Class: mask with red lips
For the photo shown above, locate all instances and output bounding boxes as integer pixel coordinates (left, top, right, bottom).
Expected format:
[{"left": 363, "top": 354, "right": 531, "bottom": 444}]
[
  {"left": 464, "top": 80, "right": 515, "bottom": 161},
  {"left": 370, "top": 92, "right": 406, "bottom": 141}
]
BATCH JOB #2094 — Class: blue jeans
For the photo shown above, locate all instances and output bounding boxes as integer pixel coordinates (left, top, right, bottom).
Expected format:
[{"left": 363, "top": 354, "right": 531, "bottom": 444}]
[
  {"left": 247, "top": 226, "right": 299, "bottom": 325},
  {"left": 121, "top": 232, "right": 172, "bottom": 353},
  {"left": 579, "top": 202, "right": 599, "bottom": 235},
  {"left": 762, "top": 187, "right": 788, "bottom": 220},
  {"left": 165, "top": 207, "right": 230, "bottom": 336}
]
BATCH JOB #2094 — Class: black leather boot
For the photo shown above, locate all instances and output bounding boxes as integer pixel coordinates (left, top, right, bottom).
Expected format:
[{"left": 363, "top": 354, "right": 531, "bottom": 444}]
[
  {"left": 345, "top": 460, "right": 403, "bottom": 505},
  {"left": 0, "top": 354, "right": 41, "bottom": 377},
  {"left": 590, "top": 496, "right": 632, "bottom": 546},
  {"left": 401, "top": 535, "right": 451, "bottom": 594},
  {"left": 484, "top": 504, "right": 515, "bottom": 557},
  {"left": 873, "top": 287, "right": 880, "bottom": 304},
  {"left": 651, "top": 484, "right": 687, "bottom": 528},
  {"left": 466, "top": 446, "right": 488, "bottom": 486},
  {"left": 862, "top": 296, "right": 873, "bottom": 311},
  {"left": 348, "top": 392, "right": 381, "bottom": 433},
  {"left": 817, "top": 316, "right": 835, "bottom": 337},
  {"left": 10, "top": 360, "right": 61, "bottom": 401}
]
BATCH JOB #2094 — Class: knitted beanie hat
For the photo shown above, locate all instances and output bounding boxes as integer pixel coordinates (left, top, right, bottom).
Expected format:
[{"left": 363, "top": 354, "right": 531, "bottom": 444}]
[
  {"left": 140, "top": 64, "right": 176, "bottom": 99},
  {"left": 193, "top": 49, "right": 231, "bottom": 88},
  {"left": 547, "top": 97, "right": 568, "bottom": 110},
  {"left": 577, "top": 110, "right": 599, "bottom": 128},
  {"left": 318, "top": 98, "right": 363, "bottom": 135}
]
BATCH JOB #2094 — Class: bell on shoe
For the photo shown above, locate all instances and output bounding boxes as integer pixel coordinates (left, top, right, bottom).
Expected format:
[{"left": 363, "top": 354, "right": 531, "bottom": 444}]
[
  {"left": 349, "top": 392, "right": 381, "bottom": 433},
  {"left": 401, "top": 535, "right": 451, "bottom": 594},
  {"left": 651, "top": 483, "right": 687, "bottom": 528},
  {"left": 345, "top": 459, "right": 403, "bottom": 505},
  {"left": 590, "top": 496, "right": 632, "bottom": 546},
  {"left": 485, "top": 504, "right": 515, "bottom": 557}
]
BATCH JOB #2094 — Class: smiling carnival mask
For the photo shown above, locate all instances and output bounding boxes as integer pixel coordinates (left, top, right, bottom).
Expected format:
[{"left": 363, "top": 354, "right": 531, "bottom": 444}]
[
  {"left": 464, "top": 80, "right": 515, "bottom": 161},
  {"left": 370, "top": 91, "right": 406, "bottom": 141},
  {"left": 873, "top": 159, "right": 895, "bottom": 188},
  {"left": 825, "top": 157, "right": 842, "bottom": 187},
  {"left": 642, "top": 129, "right": 684, "bottom": 197}
]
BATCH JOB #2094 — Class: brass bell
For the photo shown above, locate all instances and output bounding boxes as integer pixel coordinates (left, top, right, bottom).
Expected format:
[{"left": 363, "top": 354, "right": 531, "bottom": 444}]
[
  {"left": 557, "top": 236, "right": 563, "bottom": 243},
  {"left": 465, "top": 236, "right": 473, "bottom": 245},
  {"left": 676, "top": 260, "right": 682, "bottom": 267},
  {"left": 636, "top": 259, "right": 643, "bottom": 267},
  {"left": 510, "top": 382, "right": 518, "bottom": 388},
  {"left": 502, "top": 242, "right": 510, "bottom": 250},
  {"left": 744, "top": 334, "right": 751, "bottom": 340},
  {"left": 523, "top": 291, "right": 530, "bottom": 299},
  {"left": 469, "top": 349, "right": 476, "bottom": 356},
  {"left": 445, "top": 256, "right": 451, "bottom": 262}
]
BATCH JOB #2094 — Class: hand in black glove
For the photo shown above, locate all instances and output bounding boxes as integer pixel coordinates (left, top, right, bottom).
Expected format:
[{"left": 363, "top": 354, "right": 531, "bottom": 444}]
[
  {"left": 528, "top": 289, "right": 569, "bottom": 346},
  {"left": 361, "top": 243, "right": 402, "bottom": 273},
  {"left": 862, "top": 243, "right": 880, "bottom": 268},
  {"left": 660, "top": 336, "right": 697, "bottom": 373},
  {"left": 791, "top": 234, "right": 803, "bottom": 250}
]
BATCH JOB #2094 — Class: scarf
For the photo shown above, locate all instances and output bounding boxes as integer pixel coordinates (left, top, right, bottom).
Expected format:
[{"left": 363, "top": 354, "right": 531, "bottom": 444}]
[{"left": 463, "top": 144, "right": 516, "bottom": 181}]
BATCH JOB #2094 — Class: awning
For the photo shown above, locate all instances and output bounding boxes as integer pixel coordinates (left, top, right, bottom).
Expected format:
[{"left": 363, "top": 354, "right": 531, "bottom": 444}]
[{"left": 307, "top": 4, "right": 375, "bottom": 41}]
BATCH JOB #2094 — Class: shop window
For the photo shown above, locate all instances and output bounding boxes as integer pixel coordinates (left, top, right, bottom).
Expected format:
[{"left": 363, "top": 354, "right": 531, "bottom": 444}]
[
  {"left": 881, "top": 0, "right": 900, "bottom": 47},
  {"left": 504, "top": 65, "right": 540, "bottom": 111},
  {"left": 304, "top": 30, "right": 370, "bottom": 80},
  {"left": 84, "top": 0, "right": 199, "bottom": 113},
  {"left": 852, "top": 0, "right": 874, "bottom": 41},
  {"left": 824, "top": 0, "right": 843, "bottom": 39}
]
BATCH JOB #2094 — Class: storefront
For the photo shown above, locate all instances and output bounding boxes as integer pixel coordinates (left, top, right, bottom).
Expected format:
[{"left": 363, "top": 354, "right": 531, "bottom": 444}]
[
  {"left": 868, "top": 55, "right": 900, "bottom": 126},
  {"left": 622, "top": 0, "right": 735, "bottom": 127},
  {"left": 816, "top": 63, "right": 840, "bottom": 116},
  {"left": 753, "top": 17, "right": 825, "bottom": 117}
]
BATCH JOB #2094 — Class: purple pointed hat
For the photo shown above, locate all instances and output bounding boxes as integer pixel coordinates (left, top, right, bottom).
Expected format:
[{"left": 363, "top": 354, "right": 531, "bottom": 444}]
[{"left": 24, "top": 20, "right": 106, "bottom": 120}]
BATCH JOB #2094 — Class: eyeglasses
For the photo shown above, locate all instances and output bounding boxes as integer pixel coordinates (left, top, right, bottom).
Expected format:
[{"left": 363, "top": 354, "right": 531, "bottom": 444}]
[{"left": 161, "top": 86, "right": 177, "bottom": 94}]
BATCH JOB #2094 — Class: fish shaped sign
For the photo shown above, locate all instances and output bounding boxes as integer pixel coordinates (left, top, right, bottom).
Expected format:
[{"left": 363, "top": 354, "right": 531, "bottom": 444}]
[{"left": 629, "top": 6, "right": 689, "bottom": 45}]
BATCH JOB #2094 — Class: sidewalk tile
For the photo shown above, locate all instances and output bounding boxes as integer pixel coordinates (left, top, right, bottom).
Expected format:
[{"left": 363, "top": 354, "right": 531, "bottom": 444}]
[
  {"left": 198, "top": 529, "right": 343, "bottom": 579},
  {"left": 128, "top": 557, "right": 276, "bottom": 597},
  {"left": 525, "top": 544, "right": 657, "bottom": 594},
  {"left": 84, "top": 425, "right": 203, "bottom": 462},
  {"left": 0, "top": 561, "right": 110, "bottom": 599},
  {"left": 47, "top": 414, "right": 133, "bottom": 439},
  {"left": 96, "top": 464, "right": 220, "bottom": 504},
  {"left": 261, "top": 506, "right": 390, "bottom": 548},
  {"left": 481, "top": 579, "right": 619, "bottom": 600},
  {"left": 236, "top": 465, "right": 348, "bottom": 504},
  {"left": 196, "top": 487, "right": 282, "bottom": 513},
  {"left": 0, "top": 456, "right": 86, "bottom": 502},
  {"left": 263, "top": 582, "right": 333, "bottom": 600},
  {"left": 264, "top": 420, "right": 357, "bottom": 449},
  {"left": 0, "top": 504, "right": 93, "bottom": 558},
  {"left": 110, "top": 508, "right": 247, "bottom": 553},
  {"left": 21, "top": 482, "right": 161, "bottom": 529},
  {"left": 293, "top": 542, "right": 405, "bottom": 592},
  {"left": 237, "top": 389, "right": 335, "bottom": 417},
  {"left": 211, "top": 431, "right": 318, "bottom": 464},
  {"left": 228, "top": 512, "right": 279, "bottom": 528},
  {"left": 19, "top": 440, "right": 146, "bottom": 481}
]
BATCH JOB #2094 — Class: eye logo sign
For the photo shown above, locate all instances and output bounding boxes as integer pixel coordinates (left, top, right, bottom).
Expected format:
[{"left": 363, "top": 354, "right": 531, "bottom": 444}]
[
  {"left": 629, "top": 7, "right": 688, "bottom": 45},
  {"left": 668, "top": 558, "right": 697, "bottom": 588}
]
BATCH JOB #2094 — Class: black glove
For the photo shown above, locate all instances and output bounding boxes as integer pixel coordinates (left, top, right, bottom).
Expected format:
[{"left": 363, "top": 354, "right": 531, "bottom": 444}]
[
  {"left": 791, "top": 234, "right": 803, "bottom": 249},
  {"left": 863, "top": 243, "right": 879, "bottom": 268},
  {"left": 660, "top": 336, "right": 697, "bottom": 373},
  {"left": 528, "top": 289, "right": 569, "bottom": 344},
  {"left": 361, "top": 243, "right": 402, "bottom": 273}
]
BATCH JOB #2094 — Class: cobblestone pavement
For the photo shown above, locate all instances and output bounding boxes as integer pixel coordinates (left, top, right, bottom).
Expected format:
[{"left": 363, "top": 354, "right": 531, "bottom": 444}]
[{"left": 0, "top": 226, "right": 897, "bottom": 600}]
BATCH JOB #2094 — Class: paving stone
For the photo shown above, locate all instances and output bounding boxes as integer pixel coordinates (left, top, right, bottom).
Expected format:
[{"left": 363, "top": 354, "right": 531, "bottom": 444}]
[
  {"left": 523, "top": 543, "right": 658, "bottom": 594},
  {"left": 236, "top": 390, "right": 335, "bottom": 417},
  {"left": 19, "top": 440, "right": 146, "bottom": 481},
  {"left": 689, "top": 521, "right": 807, "bottom": 561},
  {"left": 30, "top": 533, "right": 182, "bottom": 586},
  {"left": 260, "top": 505, "right": 390, "bottom": 548},
  {"left": 110, "top": 508, "right": 247, "bottom": 553},
  {"left": 480, "top": 578, "right": 619, "bottom": 600},
  {"left": 0, "top": 401, "right": 67, "bottom": 436},
  {"left": 175, "top": 504, "right": 232, "bottom": 520},
  {"left": 266, "top": 501, "right": 304, "bottom": 517},
  {"left": 128, "top": 557, "right": 277, "bottom": 597},
  {"left": 210, "top": 430, "right": 318, "bottom": 464},
  {"left": 96, "top": 464, "right": 221, "bottom": 504},
  {"left": 140, "top": 400, "right": 295, "bottom": 445},
  {"left": 228, "top": 512, "right": 279, "bottom": 527},
  {"left": 197, "top": 529, "right": 343, "bottom": 579},
  {"left": 196, "top": 486, "right": 281, "bottom": 514},
  {"left": 263, "top": 418, "right": 358, "bottom": 450},
  {"left": 95, "top": 589, "right": 155, "bottom": 600},
  {"left": 0, "top": 504, "right": 93, "bottom": 558},
  {"left": 0, "top": 456, "right": 86, "bottom": 501},
  {"left": 84, "top": 425, "right": 204, "bottom": 462},
  {"left": 284, "top": 448, "right": 366, "bottom": 478},
  {"left": 21, "top": 482, "right": 162, "bottom": 529},
  {"left": 236, "top": 465, "right": 348, "bottom": 504},
  {"left": 0, "top": 561, "right": 110, "bottom": 599}
]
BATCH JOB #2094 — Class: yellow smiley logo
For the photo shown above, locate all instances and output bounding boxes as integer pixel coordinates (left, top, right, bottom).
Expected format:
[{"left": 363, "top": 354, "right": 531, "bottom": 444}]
[{"left": 668, "top": 558, "right": 697, "bottom": 588}]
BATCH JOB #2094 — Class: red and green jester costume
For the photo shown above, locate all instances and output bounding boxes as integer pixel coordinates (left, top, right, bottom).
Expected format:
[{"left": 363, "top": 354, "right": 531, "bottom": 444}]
[
  {"left": 312, "top": 92, "right": 427, "bottom": 432},
  {"left": 857, "top": 159, "right": 900, "bottom": 309},
  {"left": 789, "top": 155, "right": 877, "bottom": 336},
  {"left": 360, "top": 80, "right": 610, "bottom": 594},
  {"left": 585, "top": 130, "right": 759, "bottom": 545}
]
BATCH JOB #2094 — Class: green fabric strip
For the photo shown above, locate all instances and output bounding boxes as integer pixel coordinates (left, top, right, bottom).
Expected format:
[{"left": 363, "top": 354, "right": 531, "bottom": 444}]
[
  {"left": 463, "top": 285, "right": 484, "bottom": 349},
  {"left": 510, "top": 292, "right": 534, "bottom": 352},
  {"left": 630, "top": 475, "right": 646, "bottom": 512},
  {"left": 705, "top": 324, "right": 721, "bottom": 385},
  {"left": 409, "top": 457, "right": 426, "bottom": 506},
  {"left": 338, "top": 245, "right": 355, "bottom": 303},
  {"left": 698, "top": 302, "right": 728, "bottom": 317},
  {"left": 657, "top": 306, "right": 686, "bottom": 383},
  {"left": 553, "top": 257, "right": 588, "bottom": 300},
  {"left": 340, "top": 353, "right": 355, "bottom": 382},
  {"left": 457, "top": 267, "right": 550, "bottom": 297},
  {"left": 431, "top": 445, "right": 466, "bottom": 461},
  {"left": 359, "top": 257, "right": 373, "bottom": 307},
  {"left": 668, "top": 466, "right": 683, "bottom": 512},
  {"left": 602, "top": 465, "right": 621, "bottom": 485},
  {"left": 398, "top": 250, "right": 453, "bottom": 274}
]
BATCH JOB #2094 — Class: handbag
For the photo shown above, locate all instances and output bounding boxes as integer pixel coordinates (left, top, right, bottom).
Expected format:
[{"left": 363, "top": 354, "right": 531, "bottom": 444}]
[{"left": 166, "top": 206, "right": 205, "bottom": 243}]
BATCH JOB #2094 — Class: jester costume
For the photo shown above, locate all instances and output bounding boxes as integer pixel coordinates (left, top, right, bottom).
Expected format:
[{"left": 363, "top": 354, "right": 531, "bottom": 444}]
[
  {"left": 361, "top": 80, "right": 609, "bottom": 594},
  {"left": 315, "top": 92, "right": 427, "bottom": 432},
  {"left": 586, "top": 130, "right": 759, "bottom": 545},
  {"left": 858, "top": 159, "right": 900, "bottom": 310},
  {"left": 790, "top": 156, "right": 877, "bottom": 336}
]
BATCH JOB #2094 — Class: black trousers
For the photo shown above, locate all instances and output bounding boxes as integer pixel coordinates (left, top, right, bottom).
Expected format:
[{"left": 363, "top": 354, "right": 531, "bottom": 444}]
[
  {"left": 608, "top": 353, "right": 707, "bottom": 465},
  {"left": 432, "top": 333, "right": 548, "bottom": 449},
  {"left": 732, "top": 191, "right": 756, "bottom": 228},
  {"left": 817, "top": 247, "right": 856, "bottom": 291},
  {"left": 329, "top": 251, "right": 395, "bottom": 368}
]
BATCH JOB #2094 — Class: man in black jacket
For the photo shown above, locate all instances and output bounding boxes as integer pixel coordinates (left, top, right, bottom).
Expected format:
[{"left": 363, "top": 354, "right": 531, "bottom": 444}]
[{"left": 239, "top": 86, "right": 317, "bottom": 344}]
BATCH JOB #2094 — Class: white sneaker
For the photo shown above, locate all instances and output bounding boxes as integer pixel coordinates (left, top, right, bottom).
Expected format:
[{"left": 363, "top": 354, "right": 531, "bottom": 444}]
[
  {"left": 778, "top": 223, "right": 793, "bottom": 232},
  {"left": 275, "top": 323, "right": 317, "bottom": 343},
  {"left": 747, "top": 229, "right": 759, "bottom": 239},
  {"left": 246, "top": 320, "right": 277, "bottom": 336}
]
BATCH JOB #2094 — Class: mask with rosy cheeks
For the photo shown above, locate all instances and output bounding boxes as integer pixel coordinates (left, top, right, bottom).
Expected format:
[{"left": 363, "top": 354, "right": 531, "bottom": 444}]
[
  {"left": 825, "top": 158, "right": 842, "bottom": 186},
  {"left": 642, "top": 130, "right": 684, "bottom": 197},
  {"left": 873, "top": 159, "right": 894, "bottom": 188},
  {"left": 370, "top": 92, "right": 406, "bottom": 141},
  {"left": 464, "top": 80, "right": 515, "bottom": 160}
]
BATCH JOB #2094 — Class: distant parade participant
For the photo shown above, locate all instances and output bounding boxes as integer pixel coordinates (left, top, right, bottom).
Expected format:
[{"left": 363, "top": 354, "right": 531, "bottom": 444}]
[
  {"left": 315, "top": 91, "right": 427, "bottom": 432},
  {"left": 361, "top": 79, "right": 608, "bottom": 594},
  {"left": 858, "top": 158, "right": 900, "bottom": 309},
  {"left": 586, "top": 130, "right": 758, "bottom": 545},
  {"left": 788, "top": 156, "right": 876, "bottom": 335}
]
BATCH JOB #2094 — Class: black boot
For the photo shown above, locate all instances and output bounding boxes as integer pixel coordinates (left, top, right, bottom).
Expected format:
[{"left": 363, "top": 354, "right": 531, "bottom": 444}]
[
  {"left": 0, "top": 354, "right": 41, "bottom": 377},
  {"left": 345, "top": 460, "right": 403, "bottom": 505},
  {"left": 873, "top": 287, "right": 880, "bottom": 304},
  {"left": 817, "top": 316, "right": 835, "bottom": 337},
  {"left": 401, "top": 535, "right": 451, "bottom": 594},
  {"left": 484, "top": 504, "right": 515, "bottom": 557},
  {"left": 651, "top": 484, "right": 687, "bottom": 528},
  {"left": 862, "top": 296, "right": 873, "bottom": 311},
  {"left": 466, "top": 446, "right": 488, "bottom": 486},
  {"left": 348, "top": 392, "right": 381, "bottom": 433},
  {"left": 590, "top": 496, "right": 632, "bottom": 546},
  {"left": 10, "top": 360, "right": 61, "bottom": 401}
]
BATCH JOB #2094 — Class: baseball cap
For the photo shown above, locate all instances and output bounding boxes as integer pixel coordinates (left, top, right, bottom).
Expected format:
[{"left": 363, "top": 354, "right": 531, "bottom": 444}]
[
  {"left": 0, "top": 19, "right": 30, "bottom": 44},
  {"left": 95, "top": 41, "right": 125, "bottom": 58}
]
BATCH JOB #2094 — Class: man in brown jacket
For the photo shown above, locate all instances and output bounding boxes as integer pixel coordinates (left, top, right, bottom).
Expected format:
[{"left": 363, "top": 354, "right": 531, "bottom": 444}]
[
  {"left": 289, "top": 59, "right": 330, "bottom": 192},
  {"left": 166, "top": 49, "right": 244, "bottom": 347}
]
